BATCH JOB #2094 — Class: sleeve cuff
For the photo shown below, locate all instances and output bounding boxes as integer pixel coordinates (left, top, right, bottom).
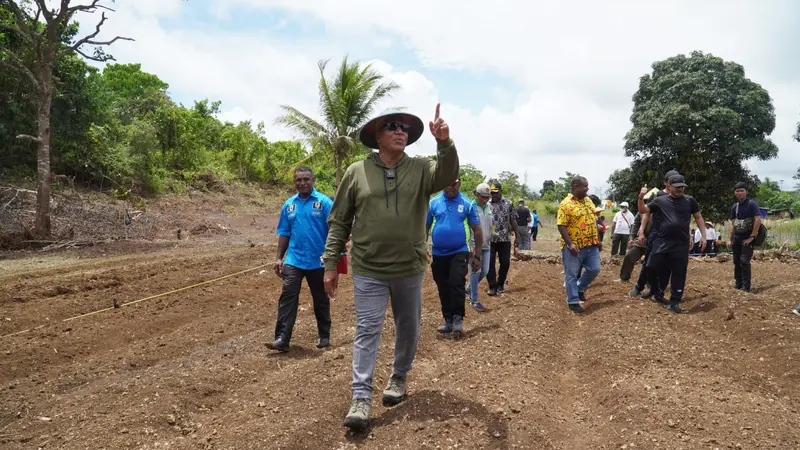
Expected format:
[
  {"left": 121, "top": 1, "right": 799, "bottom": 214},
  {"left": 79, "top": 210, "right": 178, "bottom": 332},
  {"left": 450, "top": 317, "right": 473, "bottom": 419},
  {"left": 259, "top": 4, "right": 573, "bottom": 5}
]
[{"left": 436, "top": 138, "right": 454, "bottom": 149}]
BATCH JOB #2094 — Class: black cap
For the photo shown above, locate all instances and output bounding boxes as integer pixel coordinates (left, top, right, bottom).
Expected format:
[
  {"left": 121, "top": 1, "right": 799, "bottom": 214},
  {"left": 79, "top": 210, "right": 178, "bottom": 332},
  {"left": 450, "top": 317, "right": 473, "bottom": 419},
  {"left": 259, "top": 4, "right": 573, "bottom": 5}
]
[
  {"left": 734, "top": 182, "right": 748, "bottom": 190},
  {"left": 664, "top": 169, "right": 679, "bottom": 181},
  {"left": 668, "top": 174, "right": 687, "bottom": 187}
]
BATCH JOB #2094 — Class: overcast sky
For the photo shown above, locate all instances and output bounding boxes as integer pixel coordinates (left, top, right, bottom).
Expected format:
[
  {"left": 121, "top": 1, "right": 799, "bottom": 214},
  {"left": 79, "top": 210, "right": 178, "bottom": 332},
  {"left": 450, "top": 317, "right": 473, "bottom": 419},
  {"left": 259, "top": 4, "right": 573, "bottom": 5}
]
[{"left": 78, "top": 0, "right": 800, "bottom": 194}]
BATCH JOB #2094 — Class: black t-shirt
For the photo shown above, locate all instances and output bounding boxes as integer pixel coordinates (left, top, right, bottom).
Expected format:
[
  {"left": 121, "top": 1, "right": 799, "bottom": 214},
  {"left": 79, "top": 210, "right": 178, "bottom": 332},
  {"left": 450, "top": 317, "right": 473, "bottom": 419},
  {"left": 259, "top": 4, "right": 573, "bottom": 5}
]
[
  {"left": 730, "top": 198, "right": 760, "bottom": 237},
  {"left": 648, "top": 190, "right": 668, "bottom": 234},
  {"left": 516, "top": 206, "right": 531, "bottom": 227},
  {"left": 646, "top": 194, "right": 700, "bottom": 253}
]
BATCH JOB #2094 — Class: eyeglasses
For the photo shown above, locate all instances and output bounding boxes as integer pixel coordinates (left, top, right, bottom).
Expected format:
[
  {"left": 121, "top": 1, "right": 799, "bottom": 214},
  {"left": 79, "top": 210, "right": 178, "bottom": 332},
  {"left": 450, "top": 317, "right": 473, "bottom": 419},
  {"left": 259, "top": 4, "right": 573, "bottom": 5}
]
[{"left": 383, "top": 121, "right": 411, "bottom": 133}]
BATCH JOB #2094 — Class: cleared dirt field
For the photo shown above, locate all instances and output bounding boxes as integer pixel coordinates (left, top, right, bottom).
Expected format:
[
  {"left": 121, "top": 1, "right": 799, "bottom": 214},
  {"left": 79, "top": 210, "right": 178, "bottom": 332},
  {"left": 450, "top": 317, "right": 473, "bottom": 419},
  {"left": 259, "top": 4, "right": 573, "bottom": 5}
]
[{"left": 2, "top": 233, "right": 799, "bottom": 450}]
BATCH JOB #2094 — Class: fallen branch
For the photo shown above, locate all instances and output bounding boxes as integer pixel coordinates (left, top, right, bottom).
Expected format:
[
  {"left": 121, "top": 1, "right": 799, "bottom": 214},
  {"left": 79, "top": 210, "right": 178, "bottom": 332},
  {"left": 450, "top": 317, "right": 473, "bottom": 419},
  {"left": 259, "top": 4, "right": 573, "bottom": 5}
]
[
  {"left": 1, "top": 190, "right": 20, "bottom": 211},
  {"left": 1, "top": 186, "right": 37, "bottom": 194}
]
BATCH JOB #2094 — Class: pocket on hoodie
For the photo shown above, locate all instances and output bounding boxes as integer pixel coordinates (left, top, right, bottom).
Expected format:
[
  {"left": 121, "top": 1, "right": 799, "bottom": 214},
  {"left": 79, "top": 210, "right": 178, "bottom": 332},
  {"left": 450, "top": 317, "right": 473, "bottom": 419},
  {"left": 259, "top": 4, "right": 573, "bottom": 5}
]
[{"left": 361, "top": 241, "right": 419, "bottom": 265}]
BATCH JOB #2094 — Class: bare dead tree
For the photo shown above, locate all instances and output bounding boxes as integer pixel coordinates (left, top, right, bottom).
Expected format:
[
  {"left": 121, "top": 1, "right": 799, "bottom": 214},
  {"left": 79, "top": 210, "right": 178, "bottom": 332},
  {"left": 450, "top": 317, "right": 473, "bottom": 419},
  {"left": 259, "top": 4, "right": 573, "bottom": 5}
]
[{"left": 0, "top": 0, "right": 133, "bottom": 238}]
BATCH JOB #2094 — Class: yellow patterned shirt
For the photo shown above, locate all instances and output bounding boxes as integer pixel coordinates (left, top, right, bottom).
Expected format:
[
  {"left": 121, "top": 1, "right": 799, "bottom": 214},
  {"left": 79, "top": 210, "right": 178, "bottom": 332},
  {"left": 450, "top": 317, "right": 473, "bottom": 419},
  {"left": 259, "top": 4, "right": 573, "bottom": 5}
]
[{"left": 557, "top": 194, "right": 600, "bottom": 249}]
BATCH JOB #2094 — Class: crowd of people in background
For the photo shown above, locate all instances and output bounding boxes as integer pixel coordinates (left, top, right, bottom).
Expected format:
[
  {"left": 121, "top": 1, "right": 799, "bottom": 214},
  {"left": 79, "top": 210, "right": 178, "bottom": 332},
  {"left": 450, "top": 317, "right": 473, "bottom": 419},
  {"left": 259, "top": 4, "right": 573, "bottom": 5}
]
[{"left": 261, "top": 105, "right": 794, "bottom": 432}]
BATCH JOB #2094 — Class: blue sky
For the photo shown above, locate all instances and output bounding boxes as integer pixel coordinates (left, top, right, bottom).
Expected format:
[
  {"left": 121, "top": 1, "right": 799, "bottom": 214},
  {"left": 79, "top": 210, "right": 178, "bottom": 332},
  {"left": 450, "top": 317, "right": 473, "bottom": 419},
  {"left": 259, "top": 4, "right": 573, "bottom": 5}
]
[{"left": 92, "top": 0, "right": 800, "bottom": 194}]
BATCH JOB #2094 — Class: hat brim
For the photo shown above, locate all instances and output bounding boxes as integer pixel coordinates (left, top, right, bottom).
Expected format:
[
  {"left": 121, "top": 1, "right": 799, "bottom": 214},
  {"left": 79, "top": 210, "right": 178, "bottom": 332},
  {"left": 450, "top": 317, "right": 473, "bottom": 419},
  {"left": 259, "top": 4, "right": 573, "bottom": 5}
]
[
  {"left": 671, "top": 182, "right": 687, "bottom": 187},
  {"left": 359, "top": 111, "right": 424, "bottom": 150}
]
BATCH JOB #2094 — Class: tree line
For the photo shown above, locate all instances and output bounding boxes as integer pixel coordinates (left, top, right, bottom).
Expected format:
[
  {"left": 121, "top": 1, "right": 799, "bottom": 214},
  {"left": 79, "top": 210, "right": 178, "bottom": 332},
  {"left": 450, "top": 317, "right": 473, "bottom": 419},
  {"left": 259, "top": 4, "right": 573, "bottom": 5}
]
[{"left": 2, "top": 2, "right": 799, "bottom": 240}]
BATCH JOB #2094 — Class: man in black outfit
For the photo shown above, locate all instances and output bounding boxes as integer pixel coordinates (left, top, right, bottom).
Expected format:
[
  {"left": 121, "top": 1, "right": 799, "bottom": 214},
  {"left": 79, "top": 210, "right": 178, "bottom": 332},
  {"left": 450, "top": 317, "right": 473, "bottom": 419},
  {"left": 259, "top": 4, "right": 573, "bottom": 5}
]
[
  {"left": 630, "top": 170, "right": 678, "bottom": 298},
  {"left": 637, "top": 174, "right": 707, "bottom": 314},
  {"left": 727, "top": 182, "right": 762, "bottom": 292}
]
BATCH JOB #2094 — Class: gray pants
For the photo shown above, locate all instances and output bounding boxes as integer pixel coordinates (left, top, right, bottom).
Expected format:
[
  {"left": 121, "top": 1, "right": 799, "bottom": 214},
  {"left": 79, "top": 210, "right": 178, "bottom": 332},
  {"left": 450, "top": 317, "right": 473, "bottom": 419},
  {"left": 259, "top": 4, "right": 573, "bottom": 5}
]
[
  {"left": 619, "top": 244, "right": 646, "bottom": 281},
  {"left": 518, "top": 231, "right": 531, "bottom": 250},
  {"left": 351, "top": 272, "right": 424, "bottom": 399},
  {"left": 611, "top": 234, "right": 630, "bottom": 256}
]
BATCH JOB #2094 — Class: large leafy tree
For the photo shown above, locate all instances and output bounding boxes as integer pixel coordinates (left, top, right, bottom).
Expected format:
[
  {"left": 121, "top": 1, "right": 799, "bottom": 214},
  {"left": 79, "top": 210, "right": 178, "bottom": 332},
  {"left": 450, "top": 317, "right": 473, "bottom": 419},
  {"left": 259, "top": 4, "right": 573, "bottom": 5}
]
[
  {"left": 622, "top": 51, "right": 778, "bottom": 222},
  {"left": 276, "top": 57, "right": 399, "bottom": 187},
  {"left": 0, "top": 0, "right": 132, "bottom": 237}
]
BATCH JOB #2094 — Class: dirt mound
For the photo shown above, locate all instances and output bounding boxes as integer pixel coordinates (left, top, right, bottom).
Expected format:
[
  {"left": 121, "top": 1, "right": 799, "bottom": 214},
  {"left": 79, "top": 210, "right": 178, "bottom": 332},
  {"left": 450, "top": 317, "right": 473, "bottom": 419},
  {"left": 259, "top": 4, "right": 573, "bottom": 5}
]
[{"left": 0, "top": 183, "right": 283, "bottom": 250}]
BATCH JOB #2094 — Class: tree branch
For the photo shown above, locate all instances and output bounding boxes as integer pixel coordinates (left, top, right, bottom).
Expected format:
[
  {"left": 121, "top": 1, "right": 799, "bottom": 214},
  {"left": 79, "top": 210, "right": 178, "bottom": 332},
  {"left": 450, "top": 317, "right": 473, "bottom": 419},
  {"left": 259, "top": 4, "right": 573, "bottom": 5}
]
[
  {"left": 16, "top": 134, "right": 43, "bottom": 143},
  {"left": 2, "top": 0, "right": 34, "bottom": 43},
  {"left": 32, "top": 0, "right": 54, "bottom": 22},
  {"left": 0, "top": 54, "right": 39, "bottom": 88},
  {"left": 57, "top": 10, "right": 134, "bottom": 60}
]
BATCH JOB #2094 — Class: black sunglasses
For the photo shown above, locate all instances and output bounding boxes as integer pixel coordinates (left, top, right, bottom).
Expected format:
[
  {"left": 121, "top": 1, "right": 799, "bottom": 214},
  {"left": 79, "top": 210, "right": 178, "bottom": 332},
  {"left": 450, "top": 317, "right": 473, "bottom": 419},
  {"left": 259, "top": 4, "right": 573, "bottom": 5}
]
[{"left": 383, "top": 121, "right": 411, "bottom": 132}]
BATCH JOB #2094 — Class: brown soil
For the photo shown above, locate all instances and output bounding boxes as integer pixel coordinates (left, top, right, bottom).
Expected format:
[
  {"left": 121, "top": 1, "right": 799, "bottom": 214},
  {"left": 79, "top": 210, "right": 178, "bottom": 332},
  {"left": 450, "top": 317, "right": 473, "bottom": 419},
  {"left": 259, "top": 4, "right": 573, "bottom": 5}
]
[{"left": 1, "top": 192, "right": 799, "bottom": 449}]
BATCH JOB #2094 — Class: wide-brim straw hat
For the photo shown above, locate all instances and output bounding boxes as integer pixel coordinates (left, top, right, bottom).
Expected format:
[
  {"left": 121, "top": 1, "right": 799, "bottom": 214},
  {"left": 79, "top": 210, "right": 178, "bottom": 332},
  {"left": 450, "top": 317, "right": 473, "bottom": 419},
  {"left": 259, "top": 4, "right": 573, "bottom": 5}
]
[{"left": 359, "top": 108, "right": 424, "bottom": 150}]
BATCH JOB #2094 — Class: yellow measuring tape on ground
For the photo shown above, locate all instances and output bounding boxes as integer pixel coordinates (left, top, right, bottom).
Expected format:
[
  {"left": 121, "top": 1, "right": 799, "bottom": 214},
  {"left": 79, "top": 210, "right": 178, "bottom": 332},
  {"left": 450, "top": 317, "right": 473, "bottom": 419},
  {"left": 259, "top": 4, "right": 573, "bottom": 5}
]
[{"left": 1, "top": 263, "right": 270, "bottom": 339}]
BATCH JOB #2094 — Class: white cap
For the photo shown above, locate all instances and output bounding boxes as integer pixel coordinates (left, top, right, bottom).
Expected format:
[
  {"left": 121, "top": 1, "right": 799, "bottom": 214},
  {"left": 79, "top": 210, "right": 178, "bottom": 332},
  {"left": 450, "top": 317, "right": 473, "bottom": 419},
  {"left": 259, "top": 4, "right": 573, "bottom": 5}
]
[{"left": 620, "top": 201, "right": 629, "bottom": 208}]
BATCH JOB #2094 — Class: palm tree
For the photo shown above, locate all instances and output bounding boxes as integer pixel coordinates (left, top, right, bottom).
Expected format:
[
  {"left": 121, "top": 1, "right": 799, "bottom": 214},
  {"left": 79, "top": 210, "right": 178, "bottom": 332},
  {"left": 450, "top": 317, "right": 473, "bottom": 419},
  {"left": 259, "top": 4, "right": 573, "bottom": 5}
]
[{"left": 275, "top": 57, "right": 400, "bottom": 187}]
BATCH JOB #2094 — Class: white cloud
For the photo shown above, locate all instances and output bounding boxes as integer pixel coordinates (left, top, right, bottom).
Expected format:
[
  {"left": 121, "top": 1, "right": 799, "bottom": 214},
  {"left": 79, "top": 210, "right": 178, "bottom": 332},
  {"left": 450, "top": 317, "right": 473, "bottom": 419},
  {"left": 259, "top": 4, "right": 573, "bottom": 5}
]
[{"left": 75, "top": 0, "right": 800, "bottom": 193}]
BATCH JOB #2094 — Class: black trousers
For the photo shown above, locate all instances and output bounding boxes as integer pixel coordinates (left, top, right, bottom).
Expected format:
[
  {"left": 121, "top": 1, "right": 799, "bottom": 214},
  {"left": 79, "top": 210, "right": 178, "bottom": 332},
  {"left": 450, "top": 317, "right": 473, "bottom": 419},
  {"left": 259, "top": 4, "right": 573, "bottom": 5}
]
[
  {"left": 732, "top": 235, "right": 754, "bottom": 289},
  {"left": 487, "top": 241, "right": 512, "bottom": 289},
  {"left": 431, "top": 252, "right": 469, "bottom": 320},
  {"left": 646, "top": 248, "right": 688, "bottom": 302},
  {"left": 619, "top": 244, "right": 645, "bottom": 281},
  {"left": 531, "top": 226, "right": 538, "bottom": 241},
  {"left": 635, "top": 237, "right": 671, "bottom": 291},
  {"left": 611, "top": 234, "right": 630, "bottom": 256},
  {"left": 274, "top": 264, "right": 331, "bottom": 342}
]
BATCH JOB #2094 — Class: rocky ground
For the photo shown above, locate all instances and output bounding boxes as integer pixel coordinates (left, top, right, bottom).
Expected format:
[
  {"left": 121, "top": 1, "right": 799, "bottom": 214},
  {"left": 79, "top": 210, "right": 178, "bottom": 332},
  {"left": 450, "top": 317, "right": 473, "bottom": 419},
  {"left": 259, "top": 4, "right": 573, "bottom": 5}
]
[{"left": 1, "top": 187, "right": 798, "bottom": 449}]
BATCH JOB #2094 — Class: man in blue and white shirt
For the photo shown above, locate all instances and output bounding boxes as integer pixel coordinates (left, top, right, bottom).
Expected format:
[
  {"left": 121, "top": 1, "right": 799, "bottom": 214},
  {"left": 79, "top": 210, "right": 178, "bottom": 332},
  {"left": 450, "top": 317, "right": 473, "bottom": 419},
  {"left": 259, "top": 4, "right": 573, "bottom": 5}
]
[
  {"left": 426, "top": 178, "right": 482, "bottom": 336},
  {"left": 267, "top": 166, "right": 333, "bottom": 352}
]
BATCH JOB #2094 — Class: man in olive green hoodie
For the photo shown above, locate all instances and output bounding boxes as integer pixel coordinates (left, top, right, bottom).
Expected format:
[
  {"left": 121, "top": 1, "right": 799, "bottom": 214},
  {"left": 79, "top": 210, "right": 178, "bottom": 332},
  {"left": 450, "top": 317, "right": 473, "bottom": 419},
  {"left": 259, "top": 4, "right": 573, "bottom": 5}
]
[{"left": 323, "top": 104, "right": 458, "bottom": 432}]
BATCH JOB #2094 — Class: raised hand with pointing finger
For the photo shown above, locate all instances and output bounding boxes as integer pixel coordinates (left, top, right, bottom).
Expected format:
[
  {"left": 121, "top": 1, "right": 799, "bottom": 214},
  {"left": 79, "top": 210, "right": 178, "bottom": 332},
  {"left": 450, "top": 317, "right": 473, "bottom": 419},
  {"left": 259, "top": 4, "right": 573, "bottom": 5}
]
[{"left": 429, "top": 103, "right": 450, "bottom": 141}]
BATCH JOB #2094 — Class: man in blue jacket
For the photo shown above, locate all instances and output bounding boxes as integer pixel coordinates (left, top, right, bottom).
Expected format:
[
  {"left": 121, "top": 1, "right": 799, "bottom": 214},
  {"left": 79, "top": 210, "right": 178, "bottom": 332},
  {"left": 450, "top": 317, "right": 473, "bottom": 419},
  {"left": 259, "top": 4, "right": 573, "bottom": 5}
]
[
  {"left": 427, "top": 177, "right": 483, "bottom": 337},
  {"left": 267, "top": 166, "right": 333, "bottom": 352}
]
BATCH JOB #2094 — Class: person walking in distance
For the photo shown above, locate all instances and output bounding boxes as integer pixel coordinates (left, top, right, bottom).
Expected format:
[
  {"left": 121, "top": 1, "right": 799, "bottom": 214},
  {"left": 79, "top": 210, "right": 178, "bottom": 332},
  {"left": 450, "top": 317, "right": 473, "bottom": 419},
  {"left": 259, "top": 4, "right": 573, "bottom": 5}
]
[
  {"left": 557, "top": 176, "right": 602, "bottom": 313},
  {"left": 267, "top": 166, "right": 333, "bottom": 353},
  {"left": 530, "top": 209, "right": 541, "bottom": 242},
  {"left": 515, "top": 199, "right": 532, "bottom": 250},
  {"left": 610, "top": 202, "right": 635, "bottom": 256},
  {"left": 426, "top": 178, "right": 483, "bottom": 337},
  {"left": 637, "top": 174, "right": 707, "bottom": 314},
  {"left": 728, "top": 182, "right": 762, "bottom": 292},
  {"left": 618, "top": 190, "right": 657, "bottom": 283},
  {"left": 486, "top": 183, "right": 520, "bottom": 296},
  {"left": 466, "top": 183, "right": 493, "bottom": 312},
  {"left": 322, "top": 105, "right": 459, "bottom": 431}
]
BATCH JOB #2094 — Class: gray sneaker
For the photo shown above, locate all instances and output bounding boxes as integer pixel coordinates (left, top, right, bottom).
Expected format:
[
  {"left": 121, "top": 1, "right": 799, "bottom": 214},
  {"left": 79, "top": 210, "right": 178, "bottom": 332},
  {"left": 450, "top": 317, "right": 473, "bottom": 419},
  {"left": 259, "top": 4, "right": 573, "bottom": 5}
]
[
  {"left": 344, "top": 397, "right": 371, "bottom": 431},
  {"left": 628, "top": 286, "right": 641, "bottom": 297},
  {"left": 382, "top": 375, "right": 407, "bottom": 406},
  {"left": 452, "top": 315, "right": 464, "bottom": 334}
]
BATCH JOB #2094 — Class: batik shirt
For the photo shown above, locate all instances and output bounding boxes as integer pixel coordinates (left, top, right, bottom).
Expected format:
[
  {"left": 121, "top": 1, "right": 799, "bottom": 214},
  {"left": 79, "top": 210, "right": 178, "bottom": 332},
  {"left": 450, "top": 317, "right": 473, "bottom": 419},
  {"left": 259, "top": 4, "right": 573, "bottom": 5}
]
[
  {"left": 557, "top": 194, "right": 600, "bottom": 249},
  {"left": 489, "top": 197, "right": 518, "bottom": 243}
]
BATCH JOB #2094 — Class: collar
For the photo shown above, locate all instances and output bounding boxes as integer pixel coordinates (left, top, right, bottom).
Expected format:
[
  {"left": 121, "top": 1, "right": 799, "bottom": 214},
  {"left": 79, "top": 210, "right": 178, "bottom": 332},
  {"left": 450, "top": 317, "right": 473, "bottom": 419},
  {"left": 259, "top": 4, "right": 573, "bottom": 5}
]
[
  {"left": 369, "top": 151, "right": 407, "bottom": 169},
  {"left": 290, "top": 188, "right": 321, "bottom": 202}
]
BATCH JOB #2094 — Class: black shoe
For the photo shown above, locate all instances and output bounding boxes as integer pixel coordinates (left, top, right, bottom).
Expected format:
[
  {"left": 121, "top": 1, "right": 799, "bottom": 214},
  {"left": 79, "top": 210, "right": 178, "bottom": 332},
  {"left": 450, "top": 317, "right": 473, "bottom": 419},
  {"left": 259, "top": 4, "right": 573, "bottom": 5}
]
[
  {"left": 667, "top": 301, "right": 686, "bottom": 314},
  {"left": 316, "top": 337, "right": 330, "bottom": 348},
  {"left": 652, "top": 294, "right": 668, "bottom": 305},
  {"left": 487, "top": 287, "right": 497, "bottom": 297},
  {"left": 742, "top": 285, "right": 751, "bottom": 293},
  {"left": 267, "top": 337, "right": 289, "bottom": 352},
  {"left": 735, "top": 282, "right": 743, "bottom": 290},
  {"left": 497, "top": 285, "right": 505, "bottom": 294},
  {"left": 640, "top": 289, "right": 654, "bottom": 299},
  {"left": 568, "top": 303, "right": 586, "bottom": 313},
  {"left": 578, "top": 291, "right": 587, "bottom": 303},
  {"left": 437, "top": 320, "right": 453, "bottom": 333}
]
